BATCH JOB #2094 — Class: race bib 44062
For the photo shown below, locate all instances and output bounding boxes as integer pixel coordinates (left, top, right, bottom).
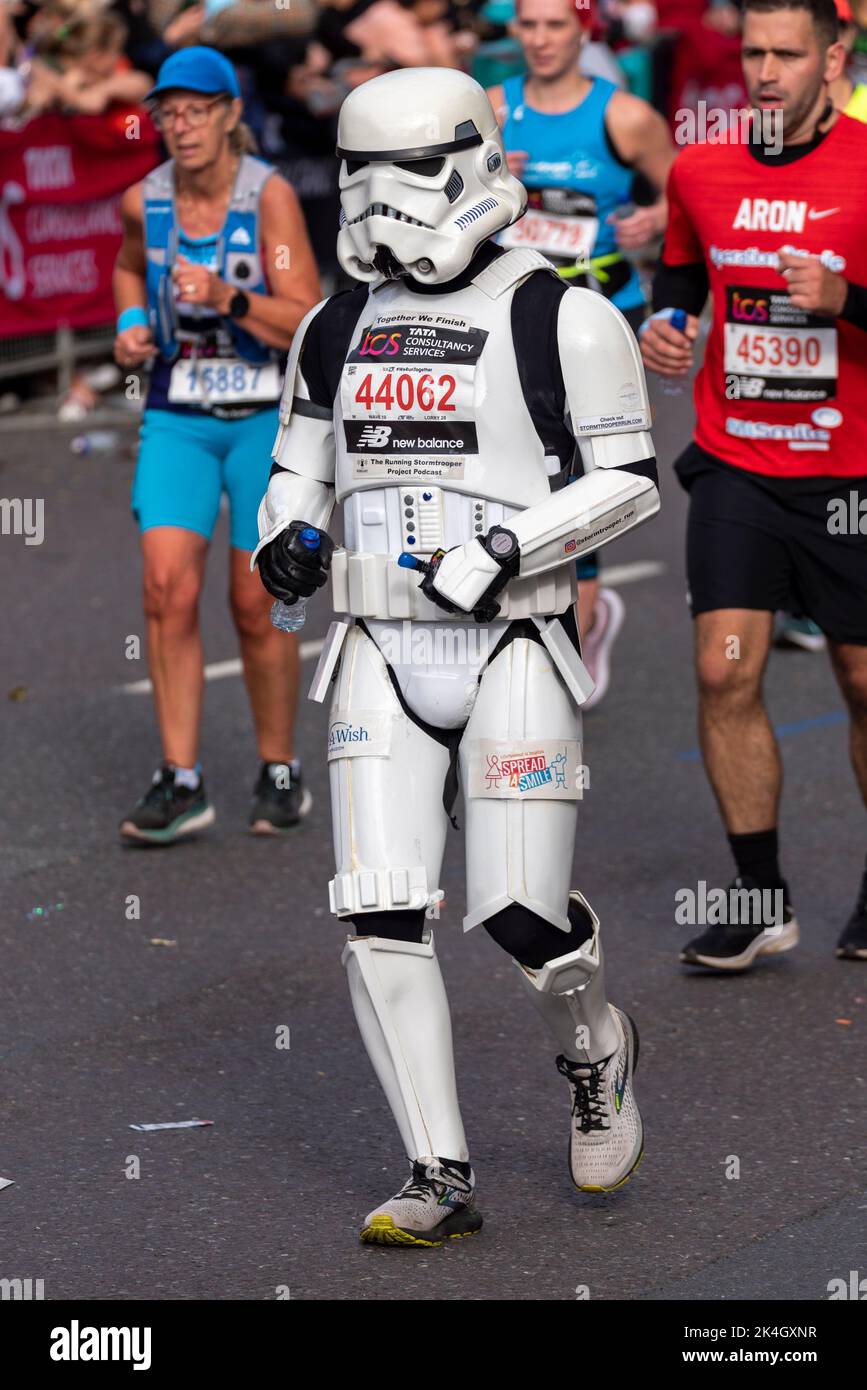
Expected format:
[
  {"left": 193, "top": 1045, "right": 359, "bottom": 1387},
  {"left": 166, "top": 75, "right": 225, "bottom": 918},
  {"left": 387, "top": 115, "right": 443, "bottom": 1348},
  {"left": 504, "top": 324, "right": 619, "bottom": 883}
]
[{"left": 340, "top": 315, "right": 488, "bottom": 481}]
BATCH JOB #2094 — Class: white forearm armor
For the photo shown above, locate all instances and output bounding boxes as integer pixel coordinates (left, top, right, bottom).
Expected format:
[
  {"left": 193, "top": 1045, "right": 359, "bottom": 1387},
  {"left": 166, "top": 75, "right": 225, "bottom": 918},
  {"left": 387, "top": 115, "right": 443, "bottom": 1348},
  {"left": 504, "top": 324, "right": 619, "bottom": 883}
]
[{"left": 430, "top": 289, "right": 660, "bottom": 613}]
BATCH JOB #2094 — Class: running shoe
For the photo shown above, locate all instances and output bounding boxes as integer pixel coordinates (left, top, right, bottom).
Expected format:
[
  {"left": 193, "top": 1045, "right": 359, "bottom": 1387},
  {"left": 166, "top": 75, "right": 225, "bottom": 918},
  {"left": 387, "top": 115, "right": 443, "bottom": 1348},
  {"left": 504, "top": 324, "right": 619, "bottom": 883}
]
[
  {"left": 837, "top": 861, "right": 867, "bottom": 960},
  {"left": 556, "top": 1006, "right": 643, "bottom": 1193},
  {"left": 774, "top": 614, "right": 826, "bottom": 652},
  {"left": 680, "top": 875, "right": 799, "bottom": 970},
  {"left": 120, "top": 766, "right": 215, "bottom": 845},
  {"left": 580, "top": 586, "right": 625, "bottom": 712},
  {"left": 249, "top": 761, "right": 312, "bottom": 833},
  {"left": 360, "top": 1158, "right": 482, "bottom": 1247}
]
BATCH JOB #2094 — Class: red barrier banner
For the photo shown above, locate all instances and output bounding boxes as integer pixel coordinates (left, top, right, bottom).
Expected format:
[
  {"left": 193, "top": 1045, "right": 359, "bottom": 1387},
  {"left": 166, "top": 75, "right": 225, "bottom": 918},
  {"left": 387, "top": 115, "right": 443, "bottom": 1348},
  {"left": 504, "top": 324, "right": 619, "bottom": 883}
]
[{"left": 0, "top": 110, "right": 161, "bottom": 338}]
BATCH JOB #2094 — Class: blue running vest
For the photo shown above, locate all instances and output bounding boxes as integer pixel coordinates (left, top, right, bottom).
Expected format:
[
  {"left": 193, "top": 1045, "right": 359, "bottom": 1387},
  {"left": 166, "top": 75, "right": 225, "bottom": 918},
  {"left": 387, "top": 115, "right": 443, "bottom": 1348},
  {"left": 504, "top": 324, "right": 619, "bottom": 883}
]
[{"left": 143, "top": 153, "right": 281, "bottom": 415}]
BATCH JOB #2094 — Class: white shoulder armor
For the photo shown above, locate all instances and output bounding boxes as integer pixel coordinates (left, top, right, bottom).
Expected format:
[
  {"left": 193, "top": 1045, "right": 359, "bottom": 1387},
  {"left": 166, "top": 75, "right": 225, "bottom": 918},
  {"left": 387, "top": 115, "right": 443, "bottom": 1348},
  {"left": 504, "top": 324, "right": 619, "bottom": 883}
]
[
  {"left": 276, "top": 296, "right": 329, "bottom": 429},
  {"left": 557, "top": 288, "right": 655, "bottom": 469},
  {"left": 271, "top": 297, "right": 336, "bottom": 483}
]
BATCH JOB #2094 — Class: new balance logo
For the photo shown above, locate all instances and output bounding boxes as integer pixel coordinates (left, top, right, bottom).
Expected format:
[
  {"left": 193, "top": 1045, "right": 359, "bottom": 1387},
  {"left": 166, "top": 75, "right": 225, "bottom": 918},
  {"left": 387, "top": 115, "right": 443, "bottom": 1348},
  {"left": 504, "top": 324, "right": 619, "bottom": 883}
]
[{"left": 357, "top": 425, "right": 391, "bottom": 447}]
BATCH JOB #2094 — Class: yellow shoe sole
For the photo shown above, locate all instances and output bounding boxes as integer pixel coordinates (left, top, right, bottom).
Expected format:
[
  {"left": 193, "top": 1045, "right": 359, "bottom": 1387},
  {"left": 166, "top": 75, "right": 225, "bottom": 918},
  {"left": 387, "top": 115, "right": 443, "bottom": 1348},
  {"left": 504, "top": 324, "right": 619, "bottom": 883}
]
[
  {"left": 360, "top": 1213, "right": 482, "bottom": 1247},
  {"left": 574, "top": 1143, "right": 645, "bottom": 1194}
]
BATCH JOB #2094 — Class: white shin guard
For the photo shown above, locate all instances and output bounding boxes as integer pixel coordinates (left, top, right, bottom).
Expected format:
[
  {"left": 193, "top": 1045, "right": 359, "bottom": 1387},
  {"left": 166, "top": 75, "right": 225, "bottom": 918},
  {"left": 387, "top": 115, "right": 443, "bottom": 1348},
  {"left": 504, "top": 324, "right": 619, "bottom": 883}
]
[
  {"left": 515, "top": 893, "right": 620, "bottom": 1063},
  {"left": 342, "top": 933, "right": 469, "bottom": 1164}
]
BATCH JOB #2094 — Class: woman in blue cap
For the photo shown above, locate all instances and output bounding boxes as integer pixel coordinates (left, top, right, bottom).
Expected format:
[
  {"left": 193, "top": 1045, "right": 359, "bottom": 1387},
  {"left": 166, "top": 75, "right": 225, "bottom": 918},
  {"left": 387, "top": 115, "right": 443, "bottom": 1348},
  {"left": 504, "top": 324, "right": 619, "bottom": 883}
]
[{"left": 113, "top": 46, "right": 322, "bottom": 843}]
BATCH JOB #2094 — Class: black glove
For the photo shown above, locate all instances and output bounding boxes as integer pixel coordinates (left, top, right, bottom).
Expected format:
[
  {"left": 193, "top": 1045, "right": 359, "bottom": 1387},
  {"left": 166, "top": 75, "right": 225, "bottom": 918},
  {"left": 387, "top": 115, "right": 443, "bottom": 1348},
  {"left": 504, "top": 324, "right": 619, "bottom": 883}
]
[{"left": 256, "top": 520, "right": 335, "bottom": 605}]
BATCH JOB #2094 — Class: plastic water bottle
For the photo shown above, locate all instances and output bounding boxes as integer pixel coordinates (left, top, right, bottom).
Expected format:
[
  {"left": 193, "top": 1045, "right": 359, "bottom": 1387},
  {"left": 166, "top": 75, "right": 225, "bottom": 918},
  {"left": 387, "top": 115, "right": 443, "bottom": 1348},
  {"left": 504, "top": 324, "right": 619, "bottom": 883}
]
[
  {"left": 269, "top": 528, "right": 321, "bottom": 633},
  {"left": 70, "top": 430, "right": 120, "bottom": 455},
  {"left": 661, "top": 308, "right": 689, "bottom": 398}
]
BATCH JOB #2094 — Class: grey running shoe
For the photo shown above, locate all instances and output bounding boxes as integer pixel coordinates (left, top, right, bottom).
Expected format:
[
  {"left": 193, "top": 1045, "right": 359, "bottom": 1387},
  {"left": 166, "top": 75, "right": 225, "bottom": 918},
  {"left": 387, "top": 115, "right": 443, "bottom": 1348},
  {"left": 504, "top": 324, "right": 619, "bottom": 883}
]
[
  {"left": 556, "top": 1006, "right": 644, "bottom": 1193},
  {"left": 361, "top": 1158, "right": 482, "bottom": 1247},
  {"left": 580, "top": 587, "right": 625, "bottom": 712}
]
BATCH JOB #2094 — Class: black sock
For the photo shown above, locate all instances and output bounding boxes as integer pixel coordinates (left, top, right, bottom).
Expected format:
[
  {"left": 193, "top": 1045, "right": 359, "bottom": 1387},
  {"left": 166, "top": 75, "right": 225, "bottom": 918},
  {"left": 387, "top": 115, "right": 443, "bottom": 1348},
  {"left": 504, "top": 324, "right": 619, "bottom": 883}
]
[
  {"left": 441, "top": 1158, "right": 471, "bottom": 1179},
  {"left": 728, "top": 828, "right": 783, "bottom": 889}
]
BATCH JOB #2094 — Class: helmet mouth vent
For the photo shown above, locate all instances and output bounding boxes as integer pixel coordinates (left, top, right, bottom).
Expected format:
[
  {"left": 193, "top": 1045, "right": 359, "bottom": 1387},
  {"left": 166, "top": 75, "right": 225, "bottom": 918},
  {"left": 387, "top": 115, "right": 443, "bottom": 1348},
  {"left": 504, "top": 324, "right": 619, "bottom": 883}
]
[{"left": 349, "top": 204, "right": 433, "bottom": 228}]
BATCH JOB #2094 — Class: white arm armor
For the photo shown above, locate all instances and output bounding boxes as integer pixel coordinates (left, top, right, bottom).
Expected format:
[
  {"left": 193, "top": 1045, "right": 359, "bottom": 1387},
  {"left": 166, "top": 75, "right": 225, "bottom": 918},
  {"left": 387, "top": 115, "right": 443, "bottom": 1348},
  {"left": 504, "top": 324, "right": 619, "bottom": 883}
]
[
  {"left": 514, "top": 288, "right": 658, "bottom": 572},
  {"left": 250, "top": 297, "right": 337, "bottom": 567},
  {"left": 429, "top": 289, "right": 659, "bottom": 610}
]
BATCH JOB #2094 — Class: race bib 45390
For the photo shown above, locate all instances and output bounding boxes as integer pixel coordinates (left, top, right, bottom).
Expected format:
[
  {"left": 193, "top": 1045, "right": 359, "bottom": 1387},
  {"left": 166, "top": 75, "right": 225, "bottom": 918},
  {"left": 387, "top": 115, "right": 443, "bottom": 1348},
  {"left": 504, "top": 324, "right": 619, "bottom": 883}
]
[{"left": 723, "top": 285, "right": 838, "bottom": 403}]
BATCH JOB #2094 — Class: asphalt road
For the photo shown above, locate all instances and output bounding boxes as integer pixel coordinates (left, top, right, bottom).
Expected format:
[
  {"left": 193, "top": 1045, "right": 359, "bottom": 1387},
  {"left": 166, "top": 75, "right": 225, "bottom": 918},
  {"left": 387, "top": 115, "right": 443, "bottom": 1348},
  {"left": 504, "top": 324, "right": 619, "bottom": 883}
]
[{"left": 1, "top": 379, "right": 865, "bottom": 1302}]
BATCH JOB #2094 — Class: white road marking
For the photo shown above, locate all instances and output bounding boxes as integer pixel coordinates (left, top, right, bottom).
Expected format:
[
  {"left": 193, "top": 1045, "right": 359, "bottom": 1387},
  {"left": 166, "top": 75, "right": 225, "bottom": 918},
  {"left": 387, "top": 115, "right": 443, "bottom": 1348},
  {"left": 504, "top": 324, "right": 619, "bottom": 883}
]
[
  {"left": 601, "top": 560, "right": 666, "bottom": 586},
  {"left": 120, "top": 639, "right": 324, "bottom": 695},
  {"left": 118, "top": 562, "right": 664, "bottom": 694}
]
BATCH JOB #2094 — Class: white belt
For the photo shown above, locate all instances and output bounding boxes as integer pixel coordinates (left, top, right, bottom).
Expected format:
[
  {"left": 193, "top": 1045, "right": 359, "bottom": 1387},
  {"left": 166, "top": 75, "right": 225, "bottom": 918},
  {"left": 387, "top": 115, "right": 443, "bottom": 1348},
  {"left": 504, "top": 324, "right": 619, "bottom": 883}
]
[{"left": 330, "top": 548, "right": 576, "bottom": 621}]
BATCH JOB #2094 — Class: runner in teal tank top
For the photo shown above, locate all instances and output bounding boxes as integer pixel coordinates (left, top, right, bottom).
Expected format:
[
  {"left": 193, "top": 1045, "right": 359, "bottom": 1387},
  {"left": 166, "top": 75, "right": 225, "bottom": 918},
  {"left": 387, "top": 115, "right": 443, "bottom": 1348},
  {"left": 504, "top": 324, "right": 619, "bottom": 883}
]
[{"left": 488, "top": 0, "right": 675, "bottom": 709}]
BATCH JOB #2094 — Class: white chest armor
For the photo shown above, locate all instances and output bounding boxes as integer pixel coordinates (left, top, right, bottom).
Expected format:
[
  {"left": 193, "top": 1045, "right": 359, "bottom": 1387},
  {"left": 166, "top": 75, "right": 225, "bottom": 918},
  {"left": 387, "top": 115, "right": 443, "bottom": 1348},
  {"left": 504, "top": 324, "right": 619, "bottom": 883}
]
[{"left": 330, "top": 249, "right": 576, "bottom": 621}]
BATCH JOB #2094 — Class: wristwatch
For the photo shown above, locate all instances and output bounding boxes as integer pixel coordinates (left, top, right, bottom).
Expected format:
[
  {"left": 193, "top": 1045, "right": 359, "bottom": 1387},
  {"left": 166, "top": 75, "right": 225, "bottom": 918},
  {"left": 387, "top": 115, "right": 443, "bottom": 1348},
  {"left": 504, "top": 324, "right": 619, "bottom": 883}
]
[{"left": 227, "top": 289, "right": 250, "bottom": 320}]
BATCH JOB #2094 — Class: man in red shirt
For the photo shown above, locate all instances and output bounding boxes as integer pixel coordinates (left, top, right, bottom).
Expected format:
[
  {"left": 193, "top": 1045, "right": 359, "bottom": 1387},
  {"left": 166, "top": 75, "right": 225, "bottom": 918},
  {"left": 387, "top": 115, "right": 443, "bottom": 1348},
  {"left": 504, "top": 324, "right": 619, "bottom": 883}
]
[{"left": 641, "top": 0, "right": 867, "bottom": 967}]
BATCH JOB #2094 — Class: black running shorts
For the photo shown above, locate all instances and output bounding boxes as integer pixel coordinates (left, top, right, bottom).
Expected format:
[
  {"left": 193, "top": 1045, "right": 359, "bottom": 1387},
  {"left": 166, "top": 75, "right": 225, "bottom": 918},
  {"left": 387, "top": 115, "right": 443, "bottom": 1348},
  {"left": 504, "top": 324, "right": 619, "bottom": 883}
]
[{"left": 674, "top": 443, "right": 867, "bottom": 645}]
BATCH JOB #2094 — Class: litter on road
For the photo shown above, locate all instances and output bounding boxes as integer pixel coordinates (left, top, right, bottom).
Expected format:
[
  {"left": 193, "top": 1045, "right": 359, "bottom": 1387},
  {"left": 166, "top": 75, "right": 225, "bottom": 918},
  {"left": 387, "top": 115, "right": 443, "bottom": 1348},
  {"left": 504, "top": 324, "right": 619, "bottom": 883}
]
[{"left": 129, "top": 1120, "right": 214, "bottom": 1132}]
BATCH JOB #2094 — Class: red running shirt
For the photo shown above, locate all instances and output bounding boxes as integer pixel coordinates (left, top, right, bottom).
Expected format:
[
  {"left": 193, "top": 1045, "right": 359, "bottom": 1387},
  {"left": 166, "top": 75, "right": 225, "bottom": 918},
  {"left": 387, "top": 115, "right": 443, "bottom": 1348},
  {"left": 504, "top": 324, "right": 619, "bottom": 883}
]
[{"left": 664, "top": 114, "right": 867, "bottom": 477}]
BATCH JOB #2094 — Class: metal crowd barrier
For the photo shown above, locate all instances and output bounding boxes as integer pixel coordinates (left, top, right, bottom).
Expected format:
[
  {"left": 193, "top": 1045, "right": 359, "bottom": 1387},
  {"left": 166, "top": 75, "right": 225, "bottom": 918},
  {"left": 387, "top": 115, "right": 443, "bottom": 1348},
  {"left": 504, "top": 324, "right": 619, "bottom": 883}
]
[{"left": 0, "top": 322, "right": 115, "bottom": 394}]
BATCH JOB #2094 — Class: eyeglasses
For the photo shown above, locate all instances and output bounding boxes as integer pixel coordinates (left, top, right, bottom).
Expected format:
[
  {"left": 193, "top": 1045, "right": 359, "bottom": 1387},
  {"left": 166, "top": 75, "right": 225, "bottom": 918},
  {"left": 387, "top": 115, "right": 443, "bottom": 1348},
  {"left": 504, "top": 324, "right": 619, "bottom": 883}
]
[{"left": 152, "top": 96, "right": 228, "bottom": 130}]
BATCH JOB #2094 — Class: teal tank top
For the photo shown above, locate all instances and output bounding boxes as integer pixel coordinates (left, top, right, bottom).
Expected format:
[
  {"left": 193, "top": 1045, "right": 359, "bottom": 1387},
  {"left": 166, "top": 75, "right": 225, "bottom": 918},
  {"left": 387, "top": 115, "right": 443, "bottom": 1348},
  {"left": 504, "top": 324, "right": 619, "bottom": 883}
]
[{"left": 499, "top": 75, "right": 643, "bottom": 311}]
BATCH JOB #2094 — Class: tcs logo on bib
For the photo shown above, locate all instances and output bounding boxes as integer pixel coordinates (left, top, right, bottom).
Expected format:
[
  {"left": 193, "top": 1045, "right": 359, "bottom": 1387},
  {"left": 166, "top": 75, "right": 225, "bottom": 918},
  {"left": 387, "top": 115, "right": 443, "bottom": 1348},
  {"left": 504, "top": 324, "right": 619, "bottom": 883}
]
[
  {"left": 359, "top": 330, "right": 402, "bottom": 357},
  {"left": 730, "top": 291, "right": 770, "bottom": 323}
]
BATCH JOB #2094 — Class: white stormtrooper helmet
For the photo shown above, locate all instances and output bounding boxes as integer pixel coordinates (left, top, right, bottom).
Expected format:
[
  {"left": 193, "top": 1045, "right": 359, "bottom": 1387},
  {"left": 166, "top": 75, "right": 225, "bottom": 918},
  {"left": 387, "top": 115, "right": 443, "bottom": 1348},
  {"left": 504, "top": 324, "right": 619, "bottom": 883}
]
[{"left": 336, "top": 67, "right": 527, "bottom": 286}]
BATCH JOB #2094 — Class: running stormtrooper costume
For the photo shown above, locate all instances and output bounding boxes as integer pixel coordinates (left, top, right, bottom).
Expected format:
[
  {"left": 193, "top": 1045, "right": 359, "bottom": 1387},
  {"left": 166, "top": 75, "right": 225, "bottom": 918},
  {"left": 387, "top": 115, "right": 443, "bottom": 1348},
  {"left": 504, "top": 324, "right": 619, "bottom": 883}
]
[{"left": 254, "top": 68, "right": 659, "bottom": 1246}]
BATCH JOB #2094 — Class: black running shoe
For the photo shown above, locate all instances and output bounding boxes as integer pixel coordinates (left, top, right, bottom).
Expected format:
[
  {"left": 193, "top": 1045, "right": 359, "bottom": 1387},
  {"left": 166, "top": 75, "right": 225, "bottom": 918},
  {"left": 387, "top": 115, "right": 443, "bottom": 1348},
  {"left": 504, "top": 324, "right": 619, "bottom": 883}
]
[
  {"left": 120, "top": 766, "right": 215, "bottom": 845},
  {"left": 680, "top": 876, "right": 799, "bottom": 971},
  {"left": 249, "top": 761, "right": 312, "bottom": 834},
  {"left": 837, "top": 864, "right": 867, "bottom": 960}
]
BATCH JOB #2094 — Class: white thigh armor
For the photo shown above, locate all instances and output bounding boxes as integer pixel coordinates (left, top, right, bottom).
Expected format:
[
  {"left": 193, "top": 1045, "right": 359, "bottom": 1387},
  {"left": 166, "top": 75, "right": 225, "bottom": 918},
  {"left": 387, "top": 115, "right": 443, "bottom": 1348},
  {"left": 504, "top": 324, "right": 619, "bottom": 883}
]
[
  {"left": 321, "top": 613, "right": 590, "bottom": 933},
  {"left": 327, "top": 623, "right": 452, "bottom": 919},
  {"left": 461, "top": 634, "right": 583, "bottom": 934}
]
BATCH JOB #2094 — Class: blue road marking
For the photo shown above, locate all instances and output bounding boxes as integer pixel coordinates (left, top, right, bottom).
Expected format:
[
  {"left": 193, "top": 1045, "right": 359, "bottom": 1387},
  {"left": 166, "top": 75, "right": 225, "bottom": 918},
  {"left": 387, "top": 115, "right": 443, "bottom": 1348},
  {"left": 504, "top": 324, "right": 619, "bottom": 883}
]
[{"left": 676, "top": 710, "right": 848, "bottom": 761}]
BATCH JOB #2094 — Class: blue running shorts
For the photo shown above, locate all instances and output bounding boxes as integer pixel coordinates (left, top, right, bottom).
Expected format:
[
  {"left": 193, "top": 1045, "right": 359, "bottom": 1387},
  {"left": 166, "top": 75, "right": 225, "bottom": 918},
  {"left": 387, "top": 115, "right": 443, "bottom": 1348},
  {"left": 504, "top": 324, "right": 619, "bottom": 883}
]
[{"left": 132, "top": 406, "right": 279, "bottom": 552}]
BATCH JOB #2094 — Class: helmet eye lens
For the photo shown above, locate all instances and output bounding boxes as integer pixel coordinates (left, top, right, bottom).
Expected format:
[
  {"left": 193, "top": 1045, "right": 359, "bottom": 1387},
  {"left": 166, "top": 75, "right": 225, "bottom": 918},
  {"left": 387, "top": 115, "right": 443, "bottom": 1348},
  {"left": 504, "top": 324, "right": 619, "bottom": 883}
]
[
  {"left": 345, "top": 160, "right": 368, "bottom": 175},
  {"left": 394, "top": 157, "right": 446, "bottom": 176}
]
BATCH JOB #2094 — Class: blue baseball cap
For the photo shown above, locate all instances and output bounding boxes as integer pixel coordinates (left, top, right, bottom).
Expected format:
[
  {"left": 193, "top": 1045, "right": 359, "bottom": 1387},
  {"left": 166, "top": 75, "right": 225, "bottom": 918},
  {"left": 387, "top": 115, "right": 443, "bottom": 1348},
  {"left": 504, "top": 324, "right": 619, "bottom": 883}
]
[{"left": 147, "top": 46, "right": 241, "bottom": 102}]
